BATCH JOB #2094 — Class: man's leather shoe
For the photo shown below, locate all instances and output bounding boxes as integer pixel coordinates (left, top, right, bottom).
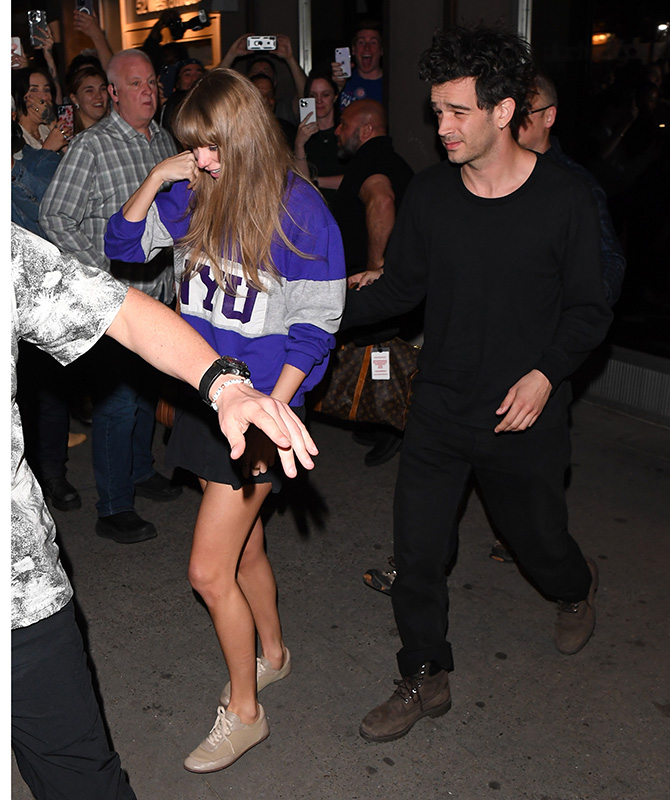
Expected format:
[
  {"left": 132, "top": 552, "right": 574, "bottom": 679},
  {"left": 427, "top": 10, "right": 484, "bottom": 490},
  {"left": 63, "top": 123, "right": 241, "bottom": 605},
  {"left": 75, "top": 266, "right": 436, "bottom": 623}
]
[
  {"left": 360, "top": 662, "right": 451, "bottom": 742},
  {"left": 134, "top": 472, "right": 182, "bottom": 502},
  {"left": 554, "top": 557, "right": 598, "bottom": 654},
  {"left": 96, "top": 511, "right": 157, "bottom": 544},
  {"left": 364, "top": 430, "right": 403, "bottom": 467},
  {"left": 42, "top": 476, "right": 82, "bottom": 512}
]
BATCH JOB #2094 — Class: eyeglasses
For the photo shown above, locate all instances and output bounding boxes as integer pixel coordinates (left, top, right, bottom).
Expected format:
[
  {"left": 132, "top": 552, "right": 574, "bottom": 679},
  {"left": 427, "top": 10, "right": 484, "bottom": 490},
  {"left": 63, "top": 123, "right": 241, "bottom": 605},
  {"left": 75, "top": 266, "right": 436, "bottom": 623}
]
[{"left": 528, "top": 104, "right": 553, "bottom": 115}]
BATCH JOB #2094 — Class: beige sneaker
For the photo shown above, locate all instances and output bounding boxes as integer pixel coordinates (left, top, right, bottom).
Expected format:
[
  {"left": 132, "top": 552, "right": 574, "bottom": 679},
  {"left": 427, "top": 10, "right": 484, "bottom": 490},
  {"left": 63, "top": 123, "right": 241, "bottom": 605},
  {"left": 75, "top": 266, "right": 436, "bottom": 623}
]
[
  {"left": 220, "top": 647, "right": 291, "bottom": 706},
  {"left": 183, "top": 705, "right": 269, "bottom": 773}
]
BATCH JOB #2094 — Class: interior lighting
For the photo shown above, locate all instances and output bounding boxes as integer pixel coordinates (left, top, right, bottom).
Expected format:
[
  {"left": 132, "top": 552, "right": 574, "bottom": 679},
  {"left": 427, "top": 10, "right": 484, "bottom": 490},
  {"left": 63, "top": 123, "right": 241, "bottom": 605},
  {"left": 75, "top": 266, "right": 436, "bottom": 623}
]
[{"left": 592, "top": 33, "right": 612, "bottom": 45}]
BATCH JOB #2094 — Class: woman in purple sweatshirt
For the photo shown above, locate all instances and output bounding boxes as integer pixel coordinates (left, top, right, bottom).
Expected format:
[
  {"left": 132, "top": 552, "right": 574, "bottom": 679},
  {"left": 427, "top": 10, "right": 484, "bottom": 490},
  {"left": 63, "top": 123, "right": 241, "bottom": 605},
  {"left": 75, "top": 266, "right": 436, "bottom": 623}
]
[{"left": 105, "top": 68, "right": 345, "bottom": 774}]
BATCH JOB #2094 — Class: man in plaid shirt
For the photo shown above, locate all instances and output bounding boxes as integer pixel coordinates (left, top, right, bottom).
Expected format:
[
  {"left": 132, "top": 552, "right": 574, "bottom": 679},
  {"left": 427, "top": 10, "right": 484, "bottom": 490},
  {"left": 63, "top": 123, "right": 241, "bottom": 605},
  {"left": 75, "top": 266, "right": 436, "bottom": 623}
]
[{"left": 40, "top": 49, "right": 182, "bottom": 544}]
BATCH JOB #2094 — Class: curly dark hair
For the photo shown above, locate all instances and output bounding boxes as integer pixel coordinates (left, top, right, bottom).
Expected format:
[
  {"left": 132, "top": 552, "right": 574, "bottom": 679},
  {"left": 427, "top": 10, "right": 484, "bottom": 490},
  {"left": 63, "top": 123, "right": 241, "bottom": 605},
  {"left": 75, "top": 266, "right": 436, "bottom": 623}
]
[{"left": 418, "top": 26, "right": 535, "bottom": 135}]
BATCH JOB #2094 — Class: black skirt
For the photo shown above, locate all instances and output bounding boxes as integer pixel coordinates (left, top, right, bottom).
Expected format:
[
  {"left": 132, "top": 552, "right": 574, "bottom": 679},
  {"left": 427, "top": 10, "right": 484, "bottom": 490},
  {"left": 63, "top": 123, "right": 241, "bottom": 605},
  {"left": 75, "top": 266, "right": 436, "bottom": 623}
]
[{"left": 165, "top": 387, "right": 304, "bottom": 493}]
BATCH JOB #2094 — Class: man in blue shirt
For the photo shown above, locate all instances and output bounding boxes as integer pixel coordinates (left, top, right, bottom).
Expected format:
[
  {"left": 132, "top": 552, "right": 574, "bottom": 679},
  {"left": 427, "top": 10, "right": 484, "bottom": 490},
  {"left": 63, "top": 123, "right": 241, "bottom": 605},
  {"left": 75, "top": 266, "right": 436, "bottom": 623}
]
[{"left": 332, "top": 20, "right": 383, "bottom": 109}]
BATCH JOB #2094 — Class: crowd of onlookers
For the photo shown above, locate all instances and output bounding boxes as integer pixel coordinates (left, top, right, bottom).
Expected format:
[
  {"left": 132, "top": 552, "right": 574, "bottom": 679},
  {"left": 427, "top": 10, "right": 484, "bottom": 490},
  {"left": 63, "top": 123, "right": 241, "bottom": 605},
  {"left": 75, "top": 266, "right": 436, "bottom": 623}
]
[
  {"left": 11, "top": 3, "right": 670, "bottom": 516},
  {"left": 10, "top": 7, "right": 670, "bottom": 520},
  {"left": 10, "top": 9, "right": 392, "bottom": 530}
]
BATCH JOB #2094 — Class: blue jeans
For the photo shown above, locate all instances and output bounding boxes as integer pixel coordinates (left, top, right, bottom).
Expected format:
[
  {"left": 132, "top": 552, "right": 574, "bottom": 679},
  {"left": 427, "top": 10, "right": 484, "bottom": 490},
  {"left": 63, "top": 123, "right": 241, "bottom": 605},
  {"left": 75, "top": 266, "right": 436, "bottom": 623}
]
[{"left": 90, "top": 338, "right": 158, "bottom": 517}]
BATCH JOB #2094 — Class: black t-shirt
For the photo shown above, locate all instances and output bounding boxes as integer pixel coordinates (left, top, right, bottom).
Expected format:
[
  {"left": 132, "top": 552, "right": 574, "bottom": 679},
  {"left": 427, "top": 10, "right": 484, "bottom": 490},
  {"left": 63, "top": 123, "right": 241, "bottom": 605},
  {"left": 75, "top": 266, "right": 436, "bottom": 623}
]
[
  {"left": 331, "top": 136, "right": 414, "bottom": 275},
  {"left": 305, "top": 126, "right": 341, "bottom": 177},
  {"left": 304, "top": 126, "right": 346, "bottom": 207}
]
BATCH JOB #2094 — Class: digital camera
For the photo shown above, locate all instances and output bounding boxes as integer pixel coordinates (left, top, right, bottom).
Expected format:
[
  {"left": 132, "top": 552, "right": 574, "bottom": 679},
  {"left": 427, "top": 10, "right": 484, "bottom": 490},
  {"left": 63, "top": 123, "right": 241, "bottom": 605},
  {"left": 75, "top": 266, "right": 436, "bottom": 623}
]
[{"left": 247, "top": 36, "right": 277, "bottom": 51}]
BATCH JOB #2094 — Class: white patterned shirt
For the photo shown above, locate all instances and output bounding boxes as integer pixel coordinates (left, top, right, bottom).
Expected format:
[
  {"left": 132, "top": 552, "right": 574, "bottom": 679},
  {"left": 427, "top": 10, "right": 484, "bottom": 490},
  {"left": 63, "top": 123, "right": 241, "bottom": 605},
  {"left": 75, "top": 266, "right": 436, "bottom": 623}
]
[
  {"left": 11, "top": 224, "right": 128, "bottom": 629},
  {"left": 39, "top": 109, "right": 177, "bottom": 301}
]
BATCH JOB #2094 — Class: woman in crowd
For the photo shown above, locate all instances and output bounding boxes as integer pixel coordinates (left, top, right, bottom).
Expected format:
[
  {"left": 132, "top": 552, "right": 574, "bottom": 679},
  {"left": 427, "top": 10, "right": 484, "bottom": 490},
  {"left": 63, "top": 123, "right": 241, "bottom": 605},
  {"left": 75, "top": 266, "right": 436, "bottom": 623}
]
[
  {"left": 11, "top": 87, "right": 82, "bottom": 512},
  {"left": 104, "top": 68, "right": 345, "bottom": 773},
  {"left": 68, "top": 64, "right": 110, "bottom": 134},
  {"left": 12, "top": 67, "right": 70, "bottom": 152},
  {"left": 294, "top": 70, "right": 345, "bottom": 204}
]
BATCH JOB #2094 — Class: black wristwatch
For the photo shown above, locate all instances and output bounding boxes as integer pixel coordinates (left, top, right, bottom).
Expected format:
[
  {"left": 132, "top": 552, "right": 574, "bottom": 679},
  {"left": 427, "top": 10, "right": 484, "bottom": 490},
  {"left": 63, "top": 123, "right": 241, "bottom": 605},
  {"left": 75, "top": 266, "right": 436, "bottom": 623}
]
[{"left": 199, "top": 356, "right": 252, "bottom": 408}]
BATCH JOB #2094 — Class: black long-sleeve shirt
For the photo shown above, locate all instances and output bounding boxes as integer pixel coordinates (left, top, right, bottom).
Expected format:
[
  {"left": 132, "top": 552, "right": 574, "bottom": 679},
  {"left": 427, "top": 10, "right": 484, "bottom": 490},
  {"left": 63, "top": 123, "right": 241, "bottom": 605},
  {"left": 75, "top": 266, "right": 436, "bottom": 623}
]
[
  {"left": 545, "top": 136, "right": 626, "bottom": 306},
  {"left": 343, "top": 155, "right": 613, "bottom": 430}
]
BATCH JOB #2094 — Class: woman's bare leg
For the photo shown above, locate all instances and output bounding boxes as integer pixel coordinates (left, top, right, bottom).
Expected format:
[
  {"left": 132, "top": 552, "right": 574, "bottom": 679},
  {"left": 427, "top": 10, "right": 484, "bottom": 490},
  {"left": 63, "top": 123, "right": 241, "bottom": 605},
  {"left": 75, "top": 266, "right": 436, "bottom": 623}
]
[
  {"left": 237, "top": 516, "right": 285, "bottom": 670},
  {"left": 188, "top": 480, "right": 272, "bottom": 724}
]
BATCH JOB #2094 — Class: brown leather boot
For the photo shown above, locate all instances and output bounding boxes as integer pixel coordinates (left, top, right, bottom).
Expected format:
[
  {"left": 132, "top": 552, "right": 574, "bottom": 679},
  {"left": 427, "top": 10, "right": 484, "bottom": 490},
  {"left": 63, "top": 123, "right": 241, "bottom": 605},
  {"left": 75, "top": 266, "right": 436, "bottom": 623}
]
[
  {"left": 554, "top": 557, "right": 599, "bottom": 655},
  {"left": 359, "top": 662, "right": 451, "bottom": 742}
]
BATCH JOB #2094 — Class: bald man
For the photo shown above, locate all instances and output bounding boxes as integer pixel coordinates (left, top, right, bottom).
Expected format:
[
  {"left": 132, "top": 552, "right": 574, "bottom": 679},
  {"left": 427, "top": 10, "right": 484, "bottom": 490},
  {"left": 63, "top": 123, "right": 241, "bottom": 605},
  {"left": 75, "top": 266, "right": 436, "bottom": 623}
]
[
  {"left": 332, "top": 100, "right": 413, "bottom": 287},
  {"left": 40, "top": 49, "right": 180, "bottom": 543},
  {"left": 331, "top": 99, "right": 415, "bottom": 466}
]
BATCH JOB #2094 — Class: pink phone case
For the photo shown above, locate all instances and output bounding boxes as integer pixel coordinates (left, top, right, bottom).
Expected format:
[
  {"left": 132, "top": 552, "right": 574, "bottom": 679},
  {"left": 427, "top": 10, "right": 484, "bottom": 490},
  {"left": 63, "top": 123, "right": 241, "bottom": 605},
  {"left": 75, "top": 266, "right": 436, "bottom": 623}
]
[{"left": 57, "top": 104, "right": 74, "bottom": 130}]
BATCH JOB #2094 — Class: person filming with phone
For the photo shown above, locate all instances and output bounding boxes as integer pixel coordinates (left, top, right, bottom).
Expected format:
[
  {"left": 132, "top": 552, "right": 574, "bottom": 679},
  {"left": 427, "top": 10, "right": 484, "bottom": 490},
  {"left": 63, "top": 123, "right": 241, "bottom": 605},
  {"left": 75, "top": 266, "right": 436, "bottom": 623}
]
[
  {"left": 294, "top": 69, "right": 345, "bottom": 205},
  {"left": 331, "top": 19, "right": 384, "bottom": 110}
]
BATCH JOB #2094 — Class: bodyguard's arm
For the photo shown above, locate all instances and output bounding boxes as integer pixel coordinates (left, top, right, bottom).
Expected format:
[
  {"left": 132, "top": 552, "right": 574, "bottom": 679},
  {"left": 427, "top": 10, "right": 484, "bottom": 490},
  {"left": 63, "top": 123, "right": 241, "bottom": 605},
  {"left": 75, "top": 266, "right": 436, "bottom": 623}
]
[{"left": 106, "top": 288, "right": 318, "bottom": 475}]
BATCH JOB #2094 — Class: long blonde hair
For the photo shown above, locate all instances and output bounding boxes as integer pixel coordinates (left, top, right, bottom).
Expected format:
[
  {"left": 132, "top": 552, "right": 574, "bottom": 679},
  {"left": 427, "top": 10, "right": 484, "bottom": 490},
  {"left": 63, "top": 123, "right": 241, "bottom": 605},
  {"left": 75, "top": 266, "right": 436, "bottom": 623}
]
[{"left": 172, "top": 68, "right": 304, "bottom": 292}]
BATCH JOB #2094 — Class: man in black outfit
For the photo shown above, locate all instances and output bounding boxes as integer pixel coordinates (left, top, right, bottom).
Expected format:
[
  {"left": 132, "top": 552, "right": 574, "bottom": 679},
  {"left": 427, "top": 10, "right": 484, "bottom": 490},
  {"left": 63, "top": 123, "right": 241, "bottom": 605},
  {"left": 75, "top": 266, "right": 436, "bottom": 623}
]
[
  {"left": 331, "top": 99, "right": 415, "bottom": 465},
  {"left": 486, "top": 69, "right": 628, "bottom": 564},
  {"left": 517, "top": 71, "right": 626, "bottom": 307},
  {"left": 343, "top": 26, "right": 613, "bottom": 743},
  {"left": 332, "top": 99, "right": 414, "bottom": 285}
]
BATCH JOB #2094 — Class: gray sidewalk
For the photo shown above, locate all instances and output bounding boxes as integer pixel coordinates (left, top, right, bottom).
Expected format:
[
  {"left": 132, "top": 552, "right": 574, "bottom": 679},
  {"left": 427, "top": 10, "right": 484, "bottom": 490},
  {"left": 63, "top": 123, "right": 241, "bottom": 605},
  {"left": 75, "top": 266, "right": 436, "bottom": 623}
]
[{"left": 12, "top": 400, "right": 670, "bottom": 800}]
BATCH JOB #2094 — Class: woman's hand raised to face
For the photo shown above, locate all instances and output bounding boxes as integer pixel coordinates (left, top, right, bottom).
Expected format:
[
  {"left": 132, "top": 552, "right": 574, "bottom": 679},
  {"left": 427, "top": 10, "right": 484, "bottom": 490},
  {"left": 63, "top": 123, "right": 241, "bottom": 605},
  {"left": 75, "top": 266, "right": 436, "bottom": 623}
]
[{"left": 152, "top": 151, "right": 199, "bottom": 188}]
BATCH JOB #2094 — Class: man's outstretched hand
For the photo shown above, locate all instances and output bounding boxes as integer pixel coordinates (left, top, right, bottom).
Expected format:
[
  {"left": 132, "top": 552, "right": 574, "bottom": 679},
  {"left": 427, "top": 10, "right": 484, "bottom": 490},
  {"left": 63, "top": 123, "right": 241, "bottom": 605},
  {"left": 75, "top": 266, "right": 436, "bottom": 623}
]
[{"left": 217, "top": 383, "right": 318, "bottom": 477}]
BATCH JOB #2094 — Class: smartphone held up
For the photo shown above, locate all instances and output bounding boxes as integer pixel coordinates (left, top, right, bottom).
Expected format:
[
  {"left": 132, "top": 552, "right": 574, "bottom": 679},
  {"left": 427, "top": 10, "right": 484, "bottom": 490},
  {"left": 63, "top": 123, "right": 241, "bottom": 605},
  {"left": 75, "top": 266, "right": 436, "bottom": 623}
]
[
  {"left": 299, "top": 97, "right": 316, "bottom": 124},
  {"left": 334, "top": 47, "right": 352, "bottom": 78},
  {"left": 28, "top": 10, "right": 49, "bottom": 48},
  {"left": 57, "top": 104, "right": 75, "bottom": 141},
  {"left": 75, "top": 0, "right": 95, "bottom": 14}
]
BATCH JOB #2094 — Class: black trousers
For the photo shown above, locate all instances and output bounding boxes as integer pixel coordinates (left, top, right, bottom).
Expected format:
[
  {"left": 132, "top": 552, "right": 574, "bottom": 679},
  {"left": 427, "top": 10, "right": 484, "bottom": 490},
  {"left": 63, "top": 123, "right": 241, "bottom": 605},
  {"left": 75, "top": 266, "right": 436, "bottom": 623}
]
[
  {"left": 392, "top": 383, "right": 592, "bottom": 676},
  {"left": 12, "top": 601, "right": 136, "bottom": 800}
]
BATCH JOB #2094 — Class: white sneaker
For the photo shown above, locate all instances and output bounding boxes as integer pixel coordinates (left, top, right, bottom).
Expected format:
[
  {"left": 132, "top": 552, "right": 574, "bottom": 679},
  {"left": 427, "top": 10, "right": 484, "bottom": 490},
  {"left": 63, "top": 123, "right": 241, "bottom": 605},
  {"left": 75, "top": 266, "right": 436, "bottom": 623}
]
[
  {"left": 220, "top": 647, "right": 291, "bottom": 706},
  {"left": 183, "top": 705, "right": 269, "bottom": 773}
]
